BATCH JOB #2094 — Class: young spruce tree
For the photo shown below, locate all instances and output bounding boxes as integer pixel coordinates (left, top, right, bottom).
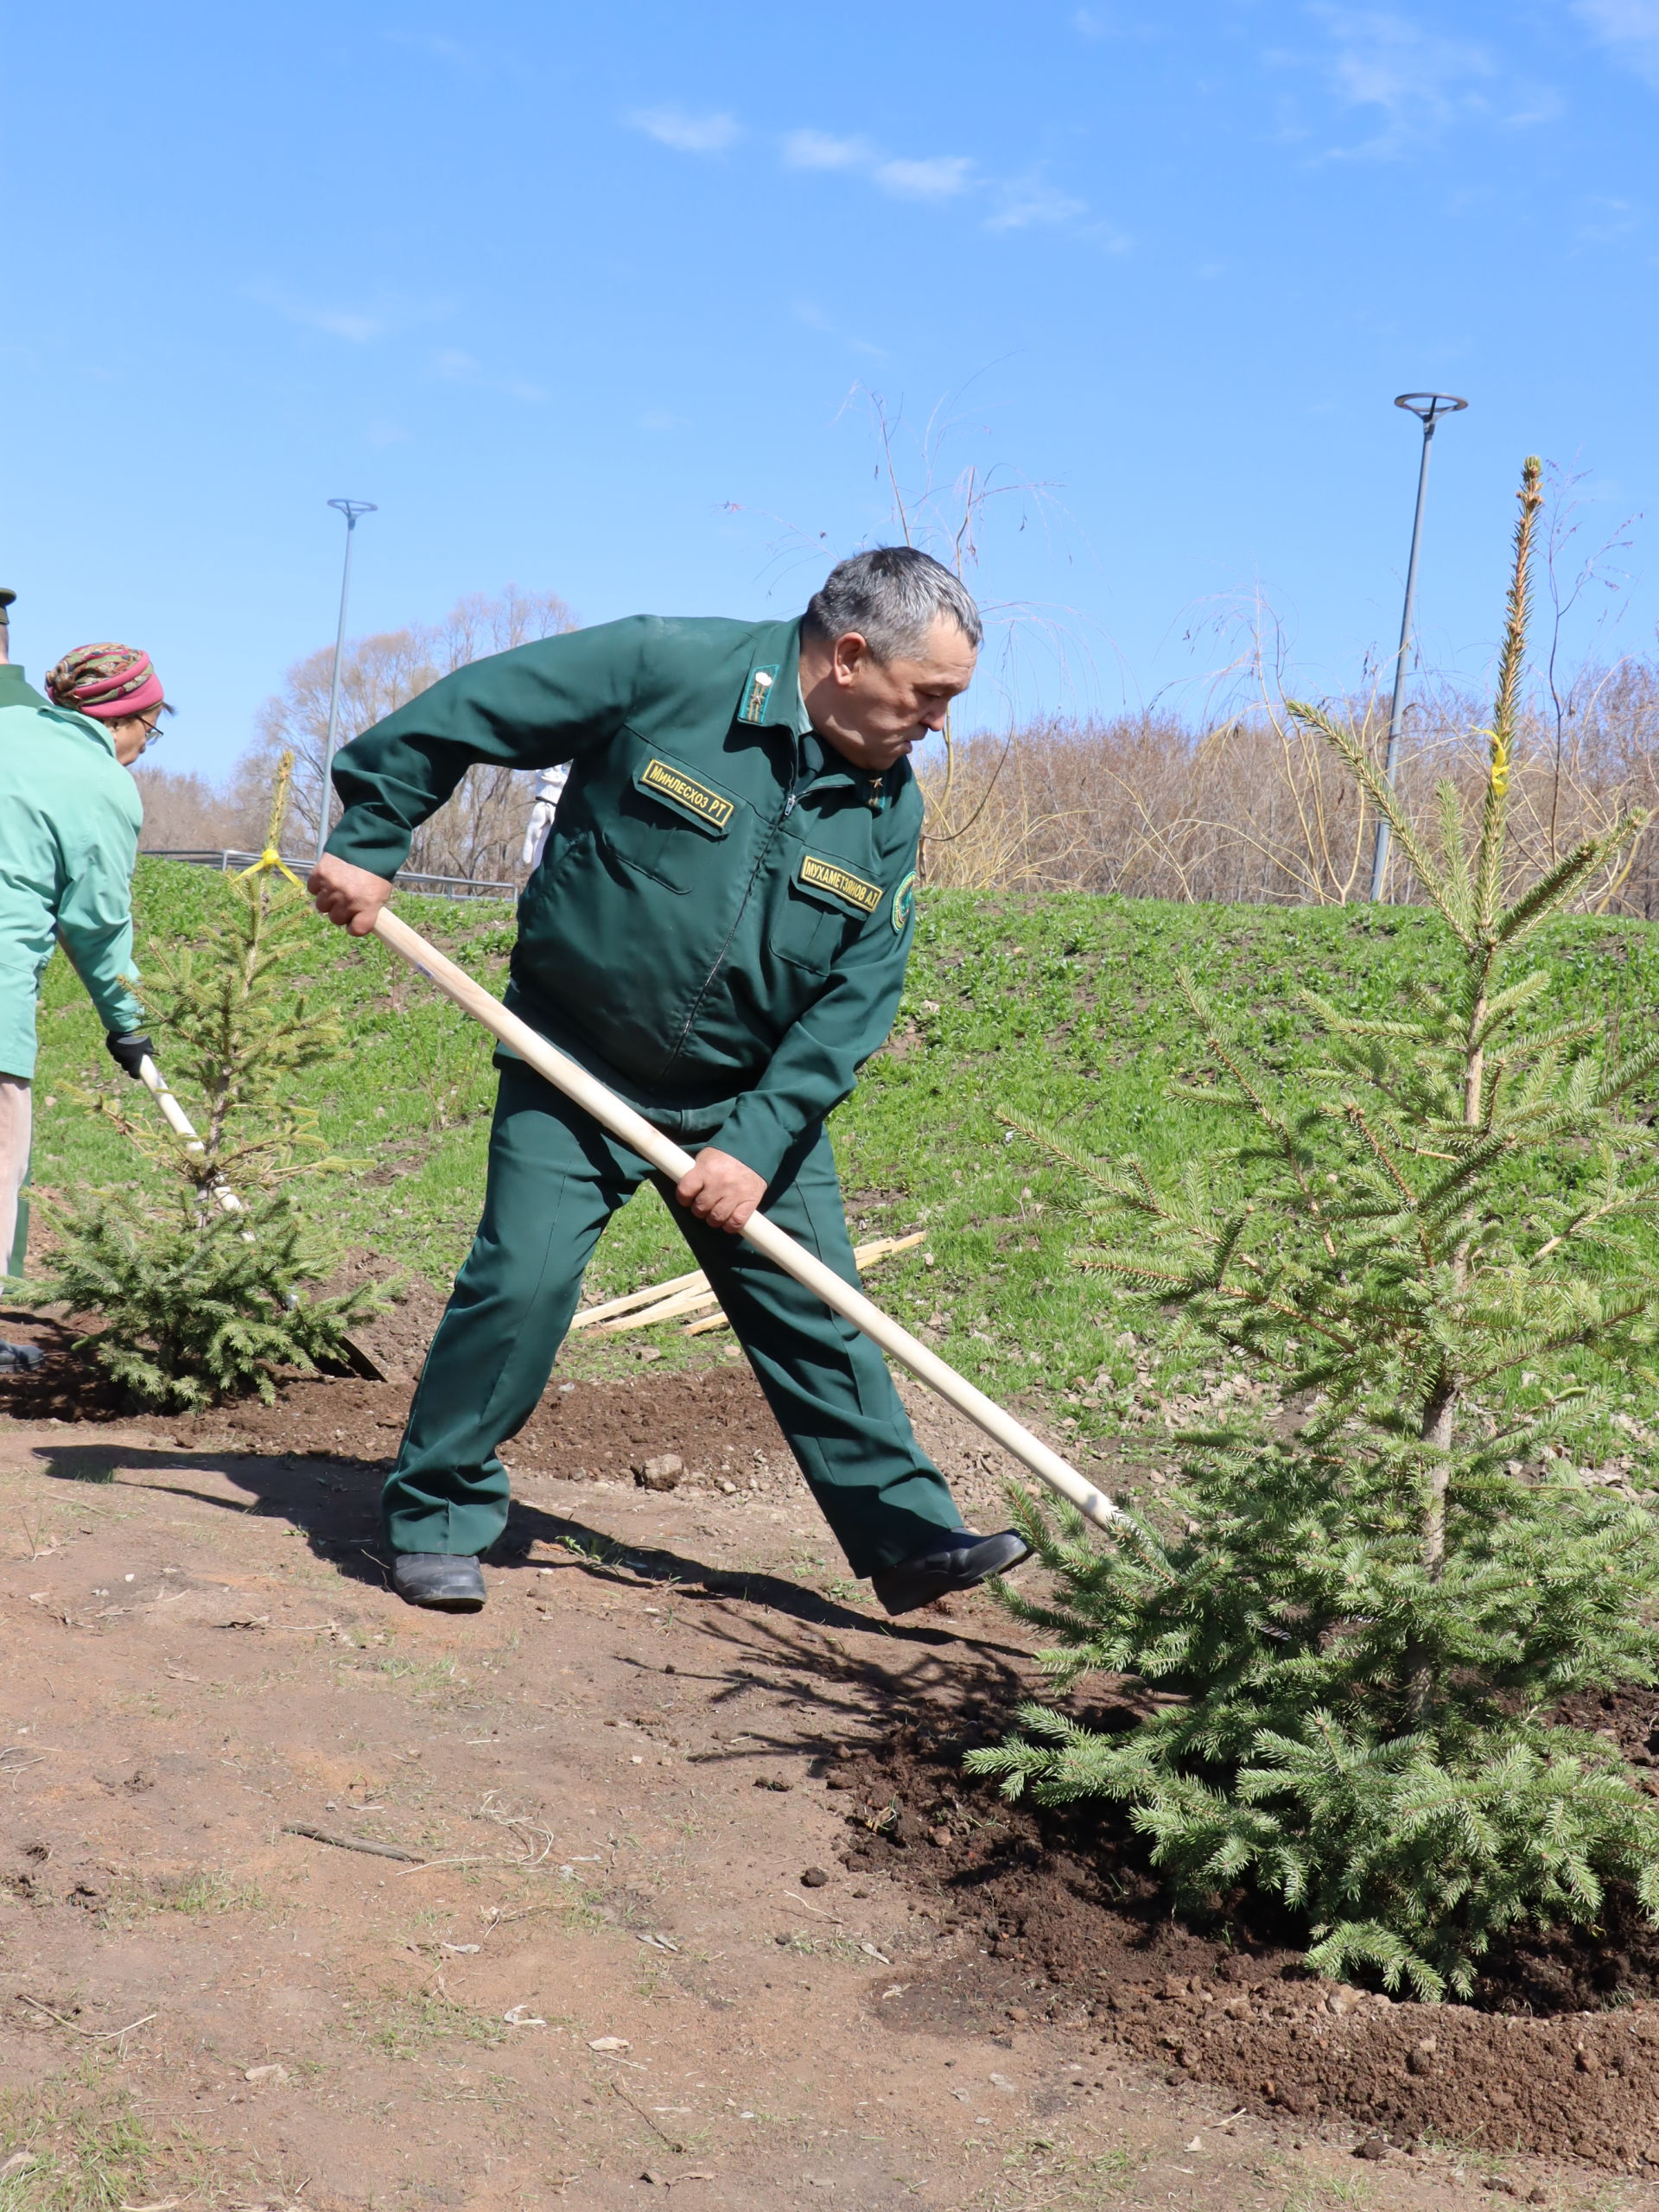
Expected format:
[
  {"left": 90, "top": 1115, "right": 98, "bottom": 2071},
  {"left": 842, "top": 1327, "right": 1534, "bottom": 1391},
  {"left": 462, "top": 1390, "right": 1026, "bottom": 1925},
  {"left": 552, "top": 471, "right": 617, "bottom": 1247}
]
[
  {"left": 35, "top": 760, "right": 379, "bottom": 1409},
  {"left": 969, "top": 460, "right": 1659, "bottom": 1999}
]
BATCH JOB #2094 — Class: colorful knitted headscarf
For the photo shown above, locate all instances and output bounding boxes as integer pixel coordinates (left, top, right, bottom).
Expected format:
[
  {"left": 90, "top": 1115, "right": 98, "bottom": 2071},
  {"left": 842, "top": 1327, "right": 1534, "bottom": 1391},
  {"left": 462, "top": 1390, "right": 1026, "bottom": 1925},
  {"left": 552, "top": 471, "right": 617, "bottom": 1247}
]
[{"left": 44, "top": 643, "right": 164, "bottom": 722}]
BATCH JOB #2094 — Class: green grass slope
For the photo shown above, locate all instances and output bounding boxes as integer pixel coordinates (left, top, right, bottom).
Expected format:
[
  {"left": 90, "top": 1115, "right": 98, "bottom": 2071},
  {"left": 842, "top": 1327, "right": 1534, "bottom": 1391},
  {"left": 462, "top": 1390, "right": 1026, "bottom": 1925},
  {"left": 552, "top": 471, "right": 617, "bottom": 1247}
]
[{"left": 27, "top": 861, "right": 1659, "bottom": 1447}]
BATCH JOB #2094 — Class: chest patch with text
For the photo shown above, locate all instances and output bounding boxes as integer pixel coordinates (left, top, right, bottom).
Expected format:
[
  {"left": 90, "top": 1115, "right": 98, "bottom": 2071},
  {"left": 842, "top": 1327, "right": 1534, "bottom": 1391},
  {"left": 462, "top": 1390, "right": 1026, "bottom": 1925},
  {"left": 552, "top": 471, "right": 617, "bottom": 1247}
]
[
  {"left": 799, "top": 854, "right": 883, "bottom": 915},
  {"left": 638, "top": 758, "right": 734, "bottom": 832}
]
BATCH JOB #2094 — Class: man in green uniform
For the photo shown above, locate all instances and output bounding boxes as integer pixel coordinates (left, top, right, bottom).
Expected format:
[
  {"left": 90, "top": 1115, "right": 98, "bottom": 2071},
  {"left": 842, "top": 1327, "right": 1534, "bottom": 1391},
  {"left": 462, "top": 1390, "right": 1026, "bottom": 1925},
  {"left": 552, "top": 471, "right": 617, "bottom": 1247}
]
[{"left": 309, "top": 548, "right": 1029, "bottom": 1616}]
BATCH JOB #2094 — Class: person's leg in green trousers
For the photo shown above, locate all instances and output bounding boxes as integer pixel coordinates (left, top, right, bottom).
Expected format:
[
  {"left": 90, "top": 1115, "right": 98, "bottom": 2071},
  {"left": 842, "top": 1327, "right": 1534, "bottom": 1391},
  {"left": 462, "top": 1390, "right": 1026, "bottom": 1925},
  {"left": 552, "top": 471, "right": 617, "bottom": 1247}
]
[
  {"left": 664, "top": 1133, "right": 963, "bottom": 1574},
  {"left": 382, "top": 1060, "right": 964, "bottom": 1574}
]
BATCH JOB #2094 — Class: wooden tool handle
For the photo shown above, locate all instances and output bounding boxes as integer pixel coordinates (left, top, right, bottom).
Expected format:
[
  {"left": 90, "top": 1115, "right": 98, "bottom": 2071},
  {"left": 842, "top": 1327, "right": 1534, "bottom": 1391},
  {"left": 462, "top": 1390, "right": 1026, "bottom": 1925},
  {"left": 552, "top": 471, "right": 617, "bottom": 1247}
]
[
  {"left": 137, "top": 1057, "right": 245, "bottom": 1217},
  {"left": 372, "top": 906, "right": 1122, "bottom": 1532}
]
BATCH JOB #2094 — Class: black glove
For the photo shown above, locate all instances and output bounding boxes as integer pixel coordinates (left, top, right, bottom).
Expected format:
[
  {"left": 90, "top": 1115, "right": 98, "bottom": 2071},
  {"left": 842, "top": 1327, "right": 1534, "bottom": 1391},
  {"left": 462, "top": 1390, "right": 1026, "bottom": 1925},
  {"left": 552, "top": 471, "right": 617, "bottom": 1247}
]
[{"left": 105, "top": 1031, "right": 155, "bottom": 1079}]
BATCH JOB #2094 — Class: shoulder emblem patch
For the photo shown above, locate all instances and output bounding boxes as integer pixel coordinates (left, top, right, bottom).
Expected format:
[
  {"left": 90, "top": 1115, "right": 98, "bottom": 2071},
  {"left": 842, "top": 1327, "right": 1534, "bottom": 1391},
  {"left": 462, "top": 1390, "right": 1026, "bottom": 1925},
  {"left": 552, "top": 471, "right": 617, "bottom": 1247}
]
[
  {"left": 639, "top": 757, "right": 734, "bottom": 831},
  {"left": 800, "top": 854, "right": 883, "bottom": 915},
  {"left": 892, "top": 869, "right": 918, "bottom": 933},
  {"left": 739, "top": 664, "right": 780, "bottom": 725}
]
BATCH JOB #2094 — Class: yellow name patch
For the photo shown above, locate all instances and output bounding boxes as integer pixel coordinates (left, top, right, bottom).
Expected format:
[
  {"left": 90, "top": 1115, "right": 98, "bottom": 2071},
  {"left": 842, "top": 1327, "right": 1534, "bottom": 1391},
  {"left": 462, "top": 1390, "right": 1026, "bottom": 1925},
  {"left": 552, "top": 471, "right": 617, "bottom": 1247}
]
[
  {"left": 800, "top": 855, "right": 882, "bottom": 914},
  {"left": 640, "top": 758, "right": 734, "bottom": 831}
]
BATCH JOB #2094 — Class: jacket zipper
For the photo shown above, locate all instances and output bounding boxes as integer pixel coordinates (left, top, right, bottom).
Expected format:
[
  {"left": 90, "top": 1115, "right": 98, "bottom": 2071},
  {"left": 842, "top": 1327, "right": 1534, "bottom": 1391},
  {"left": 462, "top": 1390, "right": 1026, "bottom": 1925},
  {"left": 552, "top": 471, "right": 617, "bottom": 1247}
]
[{"left": 656, "top": 734, "right": 802, "bottom": 1086}]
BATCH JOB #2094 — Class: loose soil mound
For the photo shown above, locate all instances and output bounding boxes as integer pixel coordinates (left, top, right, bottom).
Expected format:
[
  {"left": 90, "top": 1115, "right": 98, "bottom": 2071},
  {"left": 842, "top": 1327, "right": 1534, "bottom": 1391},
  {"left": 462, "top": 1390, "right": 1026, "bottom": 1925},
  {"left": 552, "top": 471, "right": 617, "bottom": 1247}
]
[
  {"left": 0, "top": 1293, "right": 790, "bottom": 1479},
  {"left": 841, "top": 1719, "right": 1659, "bottom": 2170}
]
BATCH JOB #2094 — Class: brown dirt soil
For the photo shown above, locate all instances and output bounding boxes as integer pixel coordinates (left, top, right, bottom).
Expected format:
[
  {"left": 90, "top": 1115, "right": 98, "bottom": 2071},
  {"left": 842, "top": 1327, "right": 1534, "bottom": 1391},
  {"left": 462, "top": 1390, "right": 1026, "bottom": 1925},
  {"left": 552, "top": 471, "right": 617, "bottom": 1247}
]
[
  {"left": 0, "top": 1300, "right": 1656, "bottom": 2203},
  {"left": 838, "top": 1721, "right": 1659, "bottom": 2172},
  {"left": 0, "top": 1267, "right": 1043, "bottom": 1528}
]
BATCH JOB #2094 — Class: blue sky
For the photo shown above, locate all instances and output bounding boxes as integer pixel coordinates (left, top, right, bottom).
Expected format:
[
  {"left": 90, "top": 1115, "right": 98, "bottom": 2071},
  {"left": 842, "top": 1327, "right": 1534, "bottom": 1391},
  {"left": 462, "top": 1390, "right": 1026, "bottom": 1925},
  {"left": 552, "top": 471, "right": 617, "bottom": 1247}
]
[{"left": 7, "top": 1, "right": 1659, "bottom": 779}]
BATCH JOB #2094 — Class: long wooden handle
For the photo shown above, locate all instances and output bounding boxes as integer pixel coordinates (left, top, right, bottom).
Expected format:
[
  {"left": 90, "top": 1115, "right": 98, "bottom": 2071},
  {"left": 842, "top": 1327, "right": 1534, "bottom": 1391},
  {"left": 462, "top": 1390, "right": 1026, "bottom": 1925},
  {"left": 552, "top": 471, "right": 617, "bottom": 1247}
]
[{"left": 372, "top": 906, "right": 1123, "bottom": 1532}]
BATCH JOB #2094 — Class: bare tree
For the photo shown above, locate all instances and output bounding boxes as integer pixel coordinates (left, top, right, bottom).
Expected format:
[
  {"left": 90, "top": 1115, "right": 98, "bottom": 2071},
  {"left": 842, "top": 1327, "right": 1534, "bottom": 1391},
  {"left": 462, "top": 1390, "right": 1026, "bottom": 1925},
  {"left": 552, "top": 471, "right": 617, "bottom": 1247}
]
[
  {"left": 132, "top": 766, "right": 252, "bottom": 852},
  {"left": 243, "top": 584, "right": 576, "bottom": 879}
]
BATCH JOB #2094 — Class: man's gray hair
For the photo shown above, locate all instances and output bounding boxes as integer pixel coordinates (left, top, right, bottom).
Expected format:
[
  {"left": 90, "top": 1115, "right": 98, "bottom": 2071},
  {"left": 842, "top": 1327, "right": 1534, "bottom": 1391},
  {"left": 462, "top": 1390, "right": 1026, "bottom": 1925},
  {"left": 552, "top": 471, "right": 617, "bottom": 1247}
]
[{"left": 803, "top": 547, "right": 982, "bottom": 660}]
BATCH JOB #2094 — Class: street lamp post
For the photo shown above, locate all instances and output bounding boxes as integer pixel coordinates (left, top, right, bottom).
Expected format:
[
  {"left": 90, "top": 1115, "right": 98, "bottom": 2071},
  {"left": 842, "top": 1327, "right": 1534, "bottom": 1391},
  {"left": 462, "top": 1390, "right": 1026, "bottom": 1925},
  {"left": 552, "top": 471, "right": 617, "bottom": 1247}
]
[
  {"left": 314, "top": 498, "right": 378, "bottom": 868},
  {"left": 1368, "top": 393, "right": 1467, "bottom": 903}
]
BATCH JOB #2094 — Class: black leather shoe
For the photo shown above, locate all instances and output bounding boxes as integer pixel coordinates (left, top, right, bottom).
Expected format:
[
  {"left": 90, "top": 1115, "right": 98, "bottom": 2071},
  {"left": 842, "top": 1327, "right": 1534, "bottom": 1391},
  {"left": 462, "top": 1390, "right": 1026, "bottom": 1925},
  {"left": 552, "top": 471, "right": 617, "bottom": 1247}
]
[
  {"left": 391, "top": 1553, "right": 486, "bottom": 1611},
  {"left": 869, "top": 1529, "right": 1032, "bottom": 1617}
]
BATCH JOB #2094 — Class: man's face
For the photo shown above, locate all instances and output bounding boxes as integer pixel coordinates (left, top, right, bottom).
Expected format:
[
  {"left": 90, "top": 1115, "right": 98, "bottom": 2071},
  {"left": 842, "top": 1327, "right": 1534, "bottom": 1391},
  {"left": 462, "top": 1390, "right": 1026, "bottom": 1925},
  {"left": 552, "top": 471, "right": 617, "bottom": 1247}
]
[{"left": 812, "top": 616, "right": 978, "bottom": 773}]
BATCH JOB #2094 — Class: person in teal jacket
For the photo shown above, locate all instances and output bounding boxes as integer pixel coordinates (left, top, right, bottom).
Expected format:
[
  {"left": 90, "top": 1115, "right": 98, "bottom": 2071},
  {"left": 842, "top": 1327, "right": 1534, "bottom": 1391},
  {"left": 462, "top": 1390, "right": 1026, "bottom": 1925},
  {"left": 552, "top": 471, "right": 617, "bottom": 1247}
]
[
  {"left": 0, "top": 639, "right": 162, "bottom": 1358},
  {"left": 310, "top": 547, "right": 1032, "bottom": 1617}
]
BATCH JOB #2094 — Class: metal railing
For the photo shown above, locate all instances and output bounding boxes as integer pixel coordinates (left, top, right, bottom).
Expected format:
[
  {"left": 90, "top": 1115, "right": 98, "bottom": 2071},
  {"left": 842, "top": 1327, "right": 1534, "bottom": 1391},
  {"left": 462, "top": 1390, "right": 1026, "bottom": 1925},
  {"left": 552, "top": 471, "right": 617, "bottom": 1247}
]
[{"left": 140, "top": 849, "right": 520, "bottom": 899}]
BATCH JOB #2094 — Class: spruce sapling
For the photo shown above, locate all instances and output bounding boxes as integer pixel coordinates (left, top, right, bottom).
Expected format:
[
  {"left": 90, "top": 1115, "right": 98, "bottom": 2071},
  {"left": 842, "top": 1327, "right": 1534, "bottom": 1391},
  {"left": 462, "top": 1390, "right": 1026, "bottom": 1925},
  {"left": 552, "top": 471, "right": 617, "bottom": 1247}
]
[
  {"left": 33, "top": 760, "right": 380, "bottom": 1409},
  {"left": 970, "top": 460, "right": 1659, "bottom": 1999}
]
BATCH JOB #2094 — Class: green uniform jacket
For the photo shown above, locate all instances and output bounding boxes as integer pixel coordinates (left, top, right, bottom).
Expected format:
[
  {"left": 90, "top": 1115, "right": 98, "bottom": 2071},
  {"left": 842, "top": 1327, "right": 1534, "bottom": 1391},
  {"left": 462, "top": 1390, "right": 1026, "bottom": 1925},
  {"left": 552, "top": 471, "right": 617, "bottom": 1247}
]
[
  {"left": 0, "top": 664, "right": 144, "bottom": 1080},
  {"left": 327, "top": 615, "right": 922, "bottom": 1185}
]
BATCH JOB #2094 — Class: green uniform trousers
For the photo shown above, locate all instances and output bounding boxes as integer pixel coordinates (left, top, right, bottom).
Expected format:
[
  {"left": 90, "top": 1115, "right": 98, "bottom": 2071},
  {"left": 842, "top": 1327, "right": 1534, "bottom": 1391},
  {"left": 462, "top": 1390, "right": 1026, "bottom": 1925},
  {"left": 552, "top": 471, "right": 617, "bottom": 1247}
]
[{"left": 382, "top": 1059, "right": 964, "bottom": 1576}]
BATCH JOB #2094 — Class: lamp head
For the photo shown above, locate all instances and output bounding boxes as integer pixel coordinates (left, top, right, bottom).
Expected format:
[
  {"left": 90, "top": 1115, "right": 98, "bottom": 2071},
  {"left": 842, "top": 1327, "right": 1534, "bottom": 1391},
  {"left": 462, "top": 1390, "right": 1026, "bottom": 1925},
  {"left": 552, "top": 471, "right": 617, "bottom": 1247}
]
[{"left": 1394, "top": 392, "right": 1469, "bottom": 427}]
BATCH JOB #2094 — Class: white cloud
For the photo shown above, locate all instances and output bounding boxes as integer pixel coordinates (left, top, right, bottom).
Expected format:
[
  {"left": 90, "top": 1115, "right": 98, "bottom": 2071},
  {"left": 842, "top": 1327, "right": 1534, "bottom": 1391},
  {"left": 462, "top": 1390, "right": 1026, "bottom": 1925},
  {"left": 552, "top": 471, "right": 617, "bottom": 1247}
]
[
  {"left": 1314, "top": 6, "right": 1495, "bottom": 137},
  {"left": 1577, "top": 193, "right": 1643, "bottom": 242},
  {"left": 305, "top": 307, "right": 384, "bottom": 343},
  {"left": 987, "top": 178, "right": 1090, "bottom": 232},
  {"left": 780, "top": 130, "right": 976, "bottom": 209},
  {"left": 793, "top": 299, "right": 886, "bottom": 359},
  {"left": 626, "top": 105, "right": 741, "bottom": 154},
  {"left": 782, "top": 129, "right": 874, "bottom": 170},
  {"left": 778, "top": 126, "right": 1103, "bottom": 240},
  {"left": 247, "top": 286, "right": 386, "bottom": 342},
  {"left": 874, "top": 155, "right": 975, "bottom": 201},
  {"left": 432, "top": 349, "right": 545, "bottom": 403},
  {"left": 384, "top": 29, "right": 478, "bottom": 68},
  {"left": 246, "top": 283, "right": 461, "bottom": 345},
  {"left": 1297, "top": 5, "right": 1554, "bottom": 154},
  {"left": 1576, "top": 0, "right": 1659, "bottom": 86}
]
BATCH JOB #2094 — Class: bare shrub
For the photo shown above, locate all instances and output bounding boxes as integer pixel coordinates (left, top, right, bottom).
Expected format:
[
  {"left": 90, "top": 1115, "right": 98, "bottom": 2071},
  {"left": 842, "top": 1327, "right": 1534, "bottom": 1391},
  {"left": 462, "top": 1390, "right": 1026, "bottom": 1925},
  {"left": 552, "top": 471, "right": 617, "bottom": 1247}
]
[
  {"left": 132, "top": 766, "right": 252, "bottom": 853},
  {"left": 918, "top": 660, "right": 1659, "bottom": 918}
]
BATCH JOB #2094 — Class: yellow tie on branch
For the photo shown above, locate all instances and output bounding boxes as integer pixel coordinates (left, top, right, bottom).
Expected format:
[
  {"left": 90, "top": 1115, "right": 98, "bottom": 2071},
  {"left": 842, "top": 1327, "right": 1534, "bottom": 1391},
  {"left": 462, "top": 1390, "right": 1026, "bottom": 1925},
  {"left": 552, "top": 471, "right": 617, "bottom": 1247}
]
[
  {"left": 233, "top": 750, "right": 309, "bottom": 891},
  {"left": 1478, "top": 726, "right": 1511, "bottom": 798}
]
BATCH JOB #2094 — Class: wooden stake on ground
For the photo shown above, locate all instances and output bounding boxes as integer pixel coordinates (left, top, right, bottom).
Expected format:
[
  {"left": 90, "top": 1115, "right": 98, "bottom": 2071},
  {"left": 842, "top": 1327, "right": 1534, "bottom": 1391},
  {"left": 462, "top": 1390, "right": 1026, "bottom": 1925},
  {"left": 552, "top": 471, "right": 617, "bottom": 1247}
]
[
  {"left": 370, "top": 905, "right": 1125, "bottom": 1533},
  {"left": 574, "top": 1238, "right": 919, "bottom": 1332},
  {"left": 568, "top": 1268, "right": 711, "bottom": 1329},
  {"left": 671, "top": 1233, "right": 925, "bottom": 1338}
]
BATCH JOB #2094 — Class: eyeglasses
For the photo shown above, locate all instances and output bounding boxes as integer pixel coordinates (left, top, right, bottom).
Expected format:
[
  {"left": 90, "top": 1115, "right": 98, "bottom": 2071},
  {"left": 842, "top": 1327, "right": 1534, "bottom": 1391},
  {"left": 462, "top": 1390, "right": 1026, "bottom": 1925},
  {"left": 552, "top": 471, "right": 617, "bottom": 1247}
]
[{"left": 138, "top": 714, "right": 164, "bottom": 749}]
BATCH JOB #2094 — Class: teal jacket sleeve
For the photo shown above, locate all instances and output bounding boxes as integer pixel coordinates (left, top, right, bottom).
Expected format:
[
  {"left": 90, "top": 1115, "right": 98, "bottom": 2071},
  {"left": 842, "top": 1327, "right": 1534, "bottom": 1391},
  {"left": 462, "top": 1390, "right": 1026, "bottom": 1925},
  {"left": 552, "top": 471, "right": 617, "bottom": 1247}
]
[
  {"left": 325, "top": 616, "right": 656, "bottom": 880},
  {"left": 714, "top": 819, "right": 921, "bottom": 1190},
  {"left": 54, "top": 793, "right": 143, "bottom": 1036}
]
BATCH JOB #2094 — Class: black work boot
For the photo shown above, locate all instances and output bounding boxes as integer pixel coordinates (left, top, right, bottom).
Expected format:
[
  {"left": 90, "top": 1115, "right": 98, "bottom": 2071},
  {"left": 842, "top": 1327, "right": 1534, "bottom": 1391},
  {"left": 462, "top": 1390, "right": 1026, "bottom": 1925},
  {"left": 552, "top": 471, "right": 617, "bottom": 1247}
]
[
  {"left": 869, "top": 1529, "right": 1032, "bottom": 1618},
  {"left": 391, "top": 1553, "right": 486, "bottom": 1611}
]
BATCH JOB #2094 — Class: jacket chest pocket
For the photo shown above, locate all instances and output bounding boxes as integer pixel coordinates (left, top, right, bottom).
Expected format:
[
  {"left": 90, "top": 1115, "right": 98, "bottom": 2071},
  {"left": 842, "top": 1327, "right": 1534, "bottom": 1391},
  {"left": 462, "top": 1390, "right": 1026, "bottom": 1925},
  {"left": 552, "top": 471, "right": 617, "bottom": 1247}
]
[
  {"left": 598, "top": 754, "right": 736, "bottom": 893},
  {"left": 768, "top": 848, "right": 885, "bottom": 972}
]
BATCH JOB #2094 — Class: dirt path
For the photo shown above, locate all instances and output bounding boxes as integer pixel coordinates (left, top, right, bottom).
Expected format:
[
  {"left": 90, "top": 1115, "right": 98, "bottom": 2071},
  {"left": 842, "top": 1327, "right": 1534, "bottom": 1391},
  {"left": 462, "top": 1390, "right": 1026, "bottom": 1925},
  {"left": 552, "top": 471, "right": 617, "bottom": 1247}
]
[{"left": 0, "top": 1384, "right": 1645, "bottom": 2212}]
